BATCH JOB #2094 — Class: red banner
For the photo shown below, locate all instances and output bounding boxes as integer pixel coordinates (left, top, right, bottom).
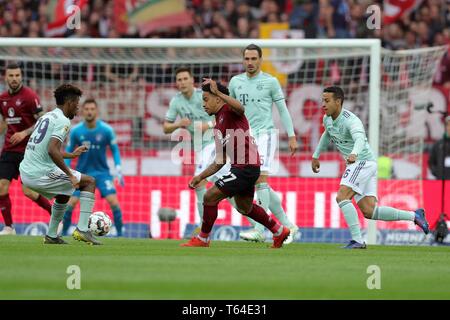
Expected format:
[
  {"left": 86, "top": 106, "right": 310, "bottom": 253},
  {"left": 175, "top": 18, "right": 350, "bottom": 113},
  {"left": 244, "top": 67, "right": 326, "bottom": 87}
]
[
  {"left": 35, "top": 84, "right": 450, "bottom": 152},
  {"left": 142, "top": 84, "right": 450, "bottom": 151},
  {"left": 383, "top": 0, "right": 423, "bottom": 25},
  {"left": 8, "top": 177, "right": 449, "bottom": 238}
]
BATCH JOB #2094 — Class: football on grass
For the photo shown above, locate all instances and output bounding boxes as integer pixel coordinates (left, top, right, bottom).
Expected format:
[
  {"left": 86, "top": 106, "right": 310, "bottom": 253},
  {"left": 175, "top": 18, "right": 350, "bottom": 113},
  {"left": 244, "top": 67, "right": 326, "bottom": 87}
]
[{"left": 88, "top": 211, "right": 112, "bottom": 236}]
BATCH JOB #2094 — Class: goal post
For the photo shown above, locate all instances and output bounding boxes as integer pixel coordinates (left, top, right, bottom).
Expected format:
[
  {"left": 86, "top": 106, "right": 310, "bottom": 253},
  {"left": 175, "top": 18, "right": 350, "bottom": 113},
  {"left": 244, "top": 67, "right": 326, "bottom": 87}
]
[
  {"left": 367, "top": 40, "right": 381, "bottom": 245},
  {"left": 0, "top": 38, "right": 445, "bottom": 244}
]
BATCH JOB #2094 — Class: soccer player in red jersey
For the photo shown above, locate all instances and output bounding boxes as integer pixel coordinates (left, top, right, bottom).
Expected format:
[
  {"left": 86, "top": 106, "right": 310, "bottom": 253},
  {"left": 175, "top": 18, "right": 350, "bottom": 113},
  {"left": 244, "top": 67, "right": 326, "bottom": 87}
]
[
  {"left": 181, "top": 79, "right": 290, "bottom": 248},
  {"left": 0, "top": 63, "right": 52, "bottom": 235}
]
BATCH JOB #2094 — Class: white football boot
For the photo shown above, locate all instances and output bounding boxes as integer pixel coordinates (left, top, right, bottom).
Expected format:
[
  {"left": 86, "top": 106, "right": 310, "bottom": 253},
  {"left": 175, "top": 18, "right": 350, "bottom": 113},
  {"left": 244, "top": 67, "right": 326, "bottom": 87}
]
[
  {"left": 0, "top": 226, "right": 16, "bottom": 235},
  {"left": 284, "top": 226, "right": 300, "bottom": 244},
  {"left": 239, "top": 229, "right": 265, "bottom": 242}
]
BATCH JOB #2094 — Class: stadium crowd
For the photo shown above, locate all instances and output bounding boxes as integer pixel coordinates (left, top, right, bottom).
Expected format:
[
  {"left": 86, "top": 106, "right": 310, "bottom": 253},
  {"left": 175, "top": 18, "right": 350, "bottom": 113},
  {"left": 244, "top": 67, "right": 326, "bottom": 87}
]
[
  {"left": 0, "top": 1, "right": 447, "bottom": 47},
  {"left": 0, "top": 0, "right": 448, "bottom": 86}
]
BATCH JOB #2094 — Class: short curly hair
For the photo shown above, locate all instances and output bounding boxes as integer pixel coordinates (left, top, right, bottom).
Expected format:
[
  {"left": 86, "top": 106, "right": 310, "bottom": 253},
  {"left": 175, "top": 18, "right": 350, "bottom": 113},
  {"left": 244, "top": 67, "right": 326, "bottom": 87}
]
[
  {"left": 201, "top": 81, "right": 229, "bottom": 96},
  {"left": 54, "top": 84, "right": 83, "bottom": 106},
  {"left": 323, "top": 86, "right": 345, "bottom": 105}
]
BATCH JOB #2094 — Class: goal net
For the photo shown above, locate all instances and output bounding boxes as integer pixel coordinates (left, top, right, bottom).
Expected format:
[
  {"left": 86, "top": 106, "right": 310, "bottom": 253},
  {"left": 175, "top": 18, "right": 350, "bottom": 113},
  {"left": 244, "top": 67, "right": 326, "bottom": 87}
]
[{"left": 0, "top": 39, "right": 446, "bottom": 244}]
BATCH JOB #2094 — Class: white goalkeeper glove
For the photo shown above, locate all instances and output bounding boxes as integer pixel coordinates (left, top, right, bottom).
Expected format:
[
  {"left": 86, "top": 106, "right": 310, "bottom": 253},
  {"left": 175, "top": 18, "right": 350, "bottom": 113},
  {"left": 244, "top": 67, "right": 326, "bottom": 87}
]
[{"left": 115, "top": 165, "right": 125, "bottom": 187}]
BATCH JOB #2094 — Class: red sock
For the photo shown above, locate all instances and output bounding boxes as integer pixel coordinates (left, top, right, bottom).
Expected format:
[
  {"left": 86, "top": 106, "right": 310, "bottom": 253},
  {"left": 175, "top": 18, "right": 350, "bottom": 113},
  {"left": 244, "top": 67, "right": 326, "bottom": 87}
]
[
  {"left": 247, "top": 204, "right": 281, "bottom": 234},
  {"left": 33, "top": 195, "right": 52, "bottom": 215},
  {"left": 199, "top": 204, "right": 218, "bottom": 238},
  {"left": 0, "top": 194, "right": 12, "bottom": 226}
]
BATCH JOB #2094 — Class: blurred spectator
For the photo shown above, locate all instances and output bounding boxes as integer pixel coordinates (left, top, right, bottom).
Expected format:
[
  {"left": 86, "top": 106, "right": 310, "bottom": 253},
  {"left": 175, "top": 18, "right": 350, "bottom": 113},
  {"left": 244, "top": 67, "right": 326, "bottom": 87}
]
[
  {"left": 318, "top": 0, "right": 335, "bottom": 38},
  {"left": 98, "top": 4, "right": 114, "bottom": 38},
  {"left": 235, "top": 1, "right": 255, "bottom": 23},
  {"left": 416, "top": 21, "right": 431, "bottom": 46},
  {"left": 384, "top": 23, "right": 406, "bottom": 50},
  {"left": 260, "top": 0, "right": 284, "bottom": 22},
  {"left": 428, "top": 116, "right": 450, "bottom": 180},
  {"left": 290, "top": 0, "right": 319, "bottom": 38},
  {"left": 197, "top": 0, "right": 216, "bottom": 28},
  {"left": 0, "top": 0, "right": 447, "bottom": 86},
  {"left": 69, "top": 21, "right": 90, "bottom": 38},
  {"left": 236, "top": 17, "right": 251, "bottom": 38},
  {"left": 329, "top": 0, "right": 351, "bottom": 38},
  {"left": 349, "top": 1, "right": 372, "bottom": 39},
  {"left": 222, "top": 0, "right": 238, "bottom": 25},
  {"left": 404, "top": 31, "right": 418, "bottom": 49}
]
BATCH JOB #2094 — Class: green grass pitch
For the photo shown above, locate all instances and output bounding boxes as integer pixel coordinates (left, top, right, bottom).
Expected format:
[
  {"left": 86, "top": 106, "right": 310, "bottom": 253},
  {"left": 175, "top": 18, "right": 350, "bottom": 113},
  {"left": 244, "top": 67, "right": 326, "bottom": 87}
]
[{"left": 1, "top": 236, "right": 449, "bottom": 300}]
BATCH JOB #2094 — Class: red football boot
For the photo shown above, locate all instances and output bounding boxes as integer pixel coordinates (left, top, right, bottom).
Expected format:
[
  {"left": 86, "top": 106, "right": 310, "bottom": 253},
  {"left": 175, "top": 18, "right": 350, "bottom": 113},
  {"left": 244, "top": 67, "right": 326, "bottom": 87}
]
[
  {"left": 271, "top": 227, "right": 290, "bottom": 248},
  {"left": 180, "top": 236, "right": 210, "bottom": 247}
]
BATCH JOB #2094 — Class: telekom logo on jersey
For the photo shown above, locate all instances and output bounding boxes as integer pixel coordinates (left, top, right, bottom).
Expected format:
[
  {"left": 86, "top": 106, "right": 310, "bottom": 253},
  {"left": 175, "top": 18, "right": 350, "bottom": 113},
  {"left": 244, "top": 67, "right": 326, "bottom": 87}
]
[{"left": 168, "top": 123, "right": 278, "bottom": 166}]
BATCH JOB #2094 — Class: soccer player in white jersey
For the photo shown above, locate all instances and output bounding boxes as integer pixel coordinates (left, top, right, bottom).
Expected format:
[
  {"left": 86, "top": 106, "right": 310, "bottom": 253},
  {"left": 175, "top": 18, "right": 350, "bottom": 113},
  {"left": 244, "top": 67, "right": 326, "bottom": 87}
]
[
  {"left": 312, "top": 86, "right": 429, "bottom": 249},
  {"left": 164, "top": 67, "right": 231, "bottom": 232},
  {"left": 19, "top": 84, "right": 102, "bottom": 245},
  {"left": 229, "top": 44, "right": 299, "bottom": 244}
]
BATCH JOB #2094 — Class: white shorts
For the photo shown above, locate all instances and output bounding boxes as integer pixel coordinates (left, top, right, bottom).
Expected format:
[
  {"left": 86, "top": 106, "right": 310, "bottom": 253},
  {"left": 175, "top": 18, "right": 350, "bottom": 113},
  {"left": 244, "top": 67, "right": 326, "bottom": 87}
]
[
  {"left": 194, "top": 142, "right": 231, "bottom": 182},
  {"left": 255, "top": 132, "right": 278, "bottom": 174},
  {"left": 21, "top": 167, "right": 82, "bottom": 199},
  {"left": 340, "top": 160, "right": 378, "bottom": 203}
]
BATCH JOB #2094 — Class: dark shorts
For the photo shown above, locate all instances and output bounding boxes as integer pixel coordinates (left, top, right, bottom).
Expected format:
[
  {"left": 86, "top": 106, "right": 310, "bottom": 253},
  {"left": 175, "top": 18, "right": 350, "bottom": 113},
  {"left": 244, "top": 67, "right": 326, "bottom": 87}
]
[
  {"left": 215, "top": 165, "right": 260, "bottom": 198},
  {"left": 0, "top": 152, "right": 24, "bottom": 181}
]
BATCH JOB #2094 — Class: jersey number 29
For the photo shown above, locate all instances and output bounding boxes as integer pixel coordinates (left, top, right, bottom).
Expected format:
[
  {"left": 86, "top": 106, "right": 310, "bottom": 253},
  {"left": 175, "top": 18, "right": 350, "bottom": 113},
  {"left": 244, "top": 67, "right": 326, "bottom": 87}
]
[{"left": 31, "top": 118, "right": 50, "bottom": 144}]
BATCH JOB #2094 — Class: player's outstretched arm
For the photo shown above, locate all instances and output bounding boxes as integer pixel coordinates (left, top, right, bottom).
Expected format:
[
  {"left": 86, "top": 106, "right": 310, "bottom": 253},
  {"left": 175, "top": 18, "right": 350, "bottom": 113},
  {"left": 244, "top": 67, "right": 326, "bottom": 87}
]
[
  {"left": 197, "top": 120, "right": 215, "bottom": 133},
  {"left": 10, "top": 109, "right": 45, "bottom": 145},
  {"left": 348, "top": 120, "right": 367, "bottom": 164},
  {"left": 9, "top": 124, "right": 34, "bottom": 145},
  {"left": 274, "top": 99, "right": 298, "bottom": 155},
  {"left": 203, "top": 78, "right": 244, "bottom": 116},
  {"left": 64, "top": 129, "right": 78, "bottom": 166},
  {"left": 62, "top": 145, "right": 88, "bottom": 159},
  {"left": 312, "top": 131, "right": 331, "bottom": 160},
  {"left": 163, "top": 119, "right": 192, "bottom": 134},
  {"left": 349, "top": 132, "right": 365, "bottom": 160},
  {"left": 189, "top": 149, "right": 226, "bottom": 189},
  {"left": 189, "top": 162, "right": 225, "bottom": 189}
]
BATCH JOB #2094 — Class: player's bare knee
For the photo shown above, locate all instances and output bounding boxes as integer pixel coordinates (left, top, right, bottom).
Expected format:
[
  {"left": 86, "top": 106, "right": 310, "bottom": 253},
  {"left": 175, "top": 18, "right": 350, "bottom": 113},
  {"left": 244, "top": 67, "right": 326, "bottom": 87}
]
[
  {"left": 84, "top": 175, "right": 96, "bottom": 189},
  {"left": 79, "top": 175, "right": 96, "bottom": 193},
  {"left": 336, "top": 187, "right": 353, "bottom": 204},
  {"left": 203, "top": 193, "right": 218, "bottom": 206},
  {"left": 358, "top": 197, "right": 376, "bottom": 219},
  {"left": 336, "top": 194, "right": 350, "bottom": 204}
]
